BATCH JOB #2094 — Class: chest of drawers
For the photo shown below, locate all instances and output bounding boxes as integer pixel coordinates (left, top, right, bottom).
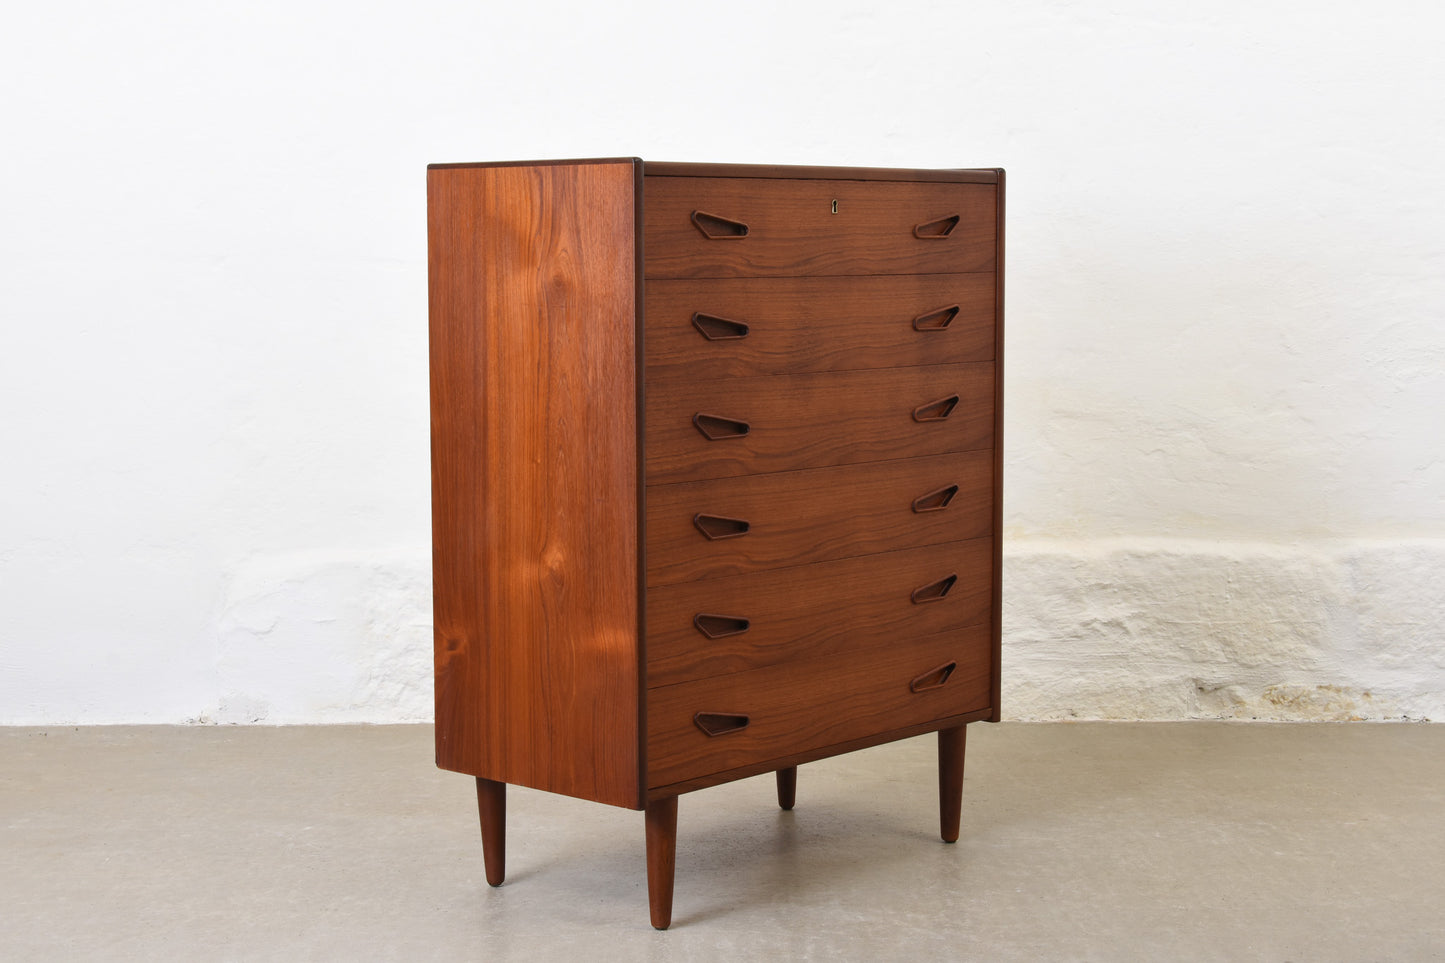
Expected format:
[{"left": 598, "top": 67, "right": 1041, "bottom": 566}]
[{"left": 427, "top": 158, "right": 1004, "bottom": 929}]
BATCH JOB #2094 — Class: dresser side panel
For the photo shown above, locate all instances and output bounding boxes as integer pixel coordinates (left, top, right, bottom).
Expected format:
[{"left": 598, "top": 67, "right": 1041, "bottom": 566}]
[{"left": 428, "top": 161, "right": 642, "bottom": 809}]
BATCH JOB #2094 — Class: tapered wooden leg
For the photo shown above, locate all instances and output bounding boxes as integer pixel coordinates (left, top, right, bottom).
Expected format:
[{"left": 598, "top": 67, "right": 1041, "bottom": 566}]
[
  {"left": 775, "top": 766, "right": 797, "bottom": 810},
  {"left": 476, "top": 777, "right": 506, "bottom": 886},
  {"left": 645, "top": 796, "right": 678, "bottom": 930},
  {"left": 938, "top": 725, "right": 967, "bottom": 843}
]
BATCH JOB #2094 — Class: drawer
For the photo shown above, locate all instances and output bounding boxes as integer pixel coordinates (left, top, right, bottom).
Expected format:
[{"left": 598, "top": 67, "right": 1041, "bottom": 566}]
[
  {"left": 645, "top": 450, "right": 991, "bottom": 586},
  {"left": 644, "top": 363, "right": 993, "bottom": 485},
  {"left": 647, "top": 625, "right": 991, "bottom": 790},
  {"left": 644, "top": 274, "right": 995, "bottom": 382},
  {"left": 647, "top": 539, "right": 992, "bottom": 687},
  {"left": 644, "top": 176, "right": 997, "bottom": 279}
]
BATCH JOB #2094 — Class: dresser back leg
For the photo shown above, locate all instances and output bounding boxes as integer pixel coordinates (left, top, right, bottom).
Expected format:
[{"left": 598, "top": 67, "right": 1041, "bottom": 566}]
[
  {"left": 645, "top": 796, "right": 679, "bottom": 929},
  {"left": 938, "top": 725, "right": 967, "bottom": 843},
  {"left": 476, "top": 777, "right": 506, "bottom": 886},
  {"left": 775, "top": 767, "right": 798, "bottom": 811}
]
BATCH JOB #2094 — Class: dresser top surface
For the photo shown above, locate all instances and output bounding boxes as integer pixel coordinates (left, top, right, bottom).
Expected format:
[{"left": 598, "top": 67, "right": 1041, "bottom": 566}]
[{"left": 426, "top": 158, "right": 1001, "bottom": 184}]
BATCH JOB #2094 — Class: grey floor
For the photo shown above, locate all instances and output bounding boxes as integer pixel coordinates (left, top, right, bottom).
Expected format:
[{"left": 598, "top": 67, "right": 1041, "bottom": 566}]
[{"left": 2, "top": 723, "right": 1443, "bottom": 961}]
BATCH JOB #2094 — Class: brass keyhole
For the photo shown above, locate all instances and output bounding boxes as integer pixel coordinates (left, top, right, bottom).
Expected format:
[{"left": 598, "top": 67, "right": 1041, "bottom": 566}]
[{"left": 831, "top": 199, "right": 838, "bottom": 214}]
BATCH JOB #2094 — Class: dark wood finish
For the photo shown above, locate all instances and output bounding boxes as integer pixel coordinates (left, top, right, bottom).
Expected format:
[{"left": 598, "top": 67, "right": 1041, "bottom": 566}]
[
  {"left": 645, "top": 451, "right": 992, "bottom": 587},
  {"left": 938, "top": 726, "right": 966, "bottom": 843},
  {"left": 776, "top": 767, "right": 797, "bottom": 811},
  {"left": 645, "top": 177, "right": 997, "bottom": 279},
  {"left": 648, "top": 626, "right": 990, "bottom": 788},
  {"left": 645, "top": 797, "right": 679, "bottom": 930},
  {"left": 645, "top": 363, "right": 994, "bottom": 484},
  {"left": 647, "top": 540, "right": 992, "bottom": 687},
  {"left": 476, "top": 777, "right": 506, "bottom": 886},
  {"left": 645, "top": 274, "right": 994, "bottom": 381},
  {"left": 649, "top": 708, "right": 992, "bottom": 801},
  {"left": 428, "top": 159, "right": 643, "bottom": 809}
]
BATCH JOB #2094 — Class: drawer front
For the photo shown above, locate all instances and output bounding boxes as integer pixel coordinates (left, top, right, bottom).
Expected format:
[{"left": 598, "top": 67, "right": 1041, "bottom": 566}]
[
  {"left": 645, "top": 451, "right": 991, "bottom": 586},
  {"left": 644, "top": 176, "right": 997, "bottom": 279},
  {"left": 647, "top": 539, "right": 992, "bottom": 687},
  {"left": 645, "top": 274, "right": 995, "bottom": 382},
  {"left": 647, "top": 625, "right": 991, "bottom": 789},
  {"left": 644, "top": 363, "right": 993, "bottom": 485}
]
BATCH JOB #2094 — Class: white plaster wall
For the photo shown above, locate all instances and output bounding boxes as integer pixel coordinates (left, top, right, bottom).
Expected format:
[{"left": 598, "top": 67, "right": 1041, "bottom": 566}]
[{"left": 1, "top": 1, "right": 1441, "bottom": 723}]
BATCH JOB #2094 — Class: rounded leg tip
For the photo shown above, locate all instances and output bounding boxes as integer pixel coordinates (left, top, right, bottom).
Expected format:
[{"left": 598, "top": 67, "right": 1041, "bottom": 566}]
[
  {"left": 652, "top": 924, "right": 670, "bottom": 931},
  {"left": 486, "top": 877, "right": 505, "bottom": 887},
  {"left": 941, "top": 837, "right": 958, "bottom": 844}
]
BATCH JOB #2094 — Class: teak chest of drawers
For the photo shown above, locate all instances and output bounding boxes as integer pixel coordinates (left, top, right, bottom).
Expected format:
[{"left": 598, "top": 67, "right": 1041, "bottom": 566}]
[{"left": 427, "top": 158, "right": 1004, "bottom": 929}]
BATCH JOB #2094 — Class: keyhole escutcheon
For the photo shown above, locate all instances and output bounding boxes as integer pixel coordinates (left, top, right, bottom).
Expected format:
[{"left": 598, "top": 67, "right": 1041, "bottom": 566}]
[{"left": 831, "top": 199, "right": 838, "bottom": 214}]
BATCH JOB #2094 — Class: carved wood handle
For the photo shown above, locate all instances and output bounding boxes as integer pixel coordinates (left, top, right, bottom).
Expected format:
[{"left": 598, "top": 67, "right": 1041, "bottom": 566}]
[
  {"left": 913, "top": 304, "right": 960, "bottom": 331},
  {"left": 693, "top": 514, "right": 750, "bottom": 540},
  {"left": 909, "top": 661, "right": 958, "bottom": 692},
  {"left": 691, "top": 211, "right": 749, "bottom": 239},
  {"left": 911, "top": 574, "right": 958, "bottom": 604},
  {"left": 912, "top": 485, "right": 959, "bottom": 513},
  {"left": 693, "top": 614, "right": 751, "bottom": 639},
  {"left": 914, "top": 214, "right": 960, "bottom": 239},
  {"left": 912, "top": 395, "right": 960, "bottom": 422},
  {"left": 693, "top": 413, "right": 751, "bottom": 440},
  {"left": 692, "top": 313, "right": 750, "bottom": 341},
  {"left": 694, "top": 712, "right": 751, "bottom": 736}
]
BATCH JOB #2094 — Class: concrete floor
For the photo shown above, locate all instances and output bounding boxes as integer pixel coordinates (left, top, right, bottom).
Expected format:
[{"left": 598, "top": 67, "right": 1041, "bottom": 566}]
[{"left": 2, "top": 724, "right": 1442, "bottom": 961}]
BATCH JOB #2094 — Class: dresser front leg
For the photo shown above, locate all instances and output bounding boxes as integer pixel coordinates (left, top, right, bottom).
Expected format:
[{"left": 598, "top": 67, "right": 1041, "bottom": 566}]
[
  {"left": 476, "top": 777, "right": 506, "bottom": 886},
  {"left": 775, "top": 767, "right": 797, "bottom": 810},
  {"left": 938, "top": 725, "right": 967, "bottom": 843},
  {"left": 645, "top": 796, "right": 679, "bottom": 930}
]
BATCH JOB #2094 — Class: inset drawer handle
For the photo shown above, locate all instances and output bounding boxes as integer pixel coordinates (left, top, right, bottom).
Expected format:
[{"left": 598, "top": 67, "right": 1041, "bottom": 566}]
[
  {"left": 912, "top": 484, "right": 959, "bottom": 513},
  {"left": 694, "top": 413, "right": 751, "bottom": 440},
  {"left": 691, "top": 210, "right": 750, "bottom": 239},
  {"left": 914, "top": 214, "right": 960, "bottom": 239},
  {"left": 912, "top": 394, "right": 960, "bottom": 422},
  {"left": 694, "top": 712, "right": 751, "bottom": 737},
  {"left": 693, "top": 613, "right": 751, "bottom": 639},
  {"left": 692, "top": 312, "right": 750, "bottom": 341},
  {"left": 913, "top": 304, "right": 960, "bottom": 332},
  {"left": 911, "top": 574, "right": 958, "bottom": 604},
  {"left": 693, "top": 514, "right": 750, "bottom": 540},
  {"left": 909, "top": 661, "right": 958, "bottom": 693}
]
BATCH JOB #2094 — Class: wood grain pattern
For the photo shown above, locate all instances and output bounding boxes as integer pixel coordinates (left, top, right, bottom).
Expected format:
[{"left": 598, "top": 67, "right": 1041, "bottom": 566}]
[
  {"left": 645, "top": 363, "right": 994, "bottom": 484},
  {"left": 428, "top": 160, "right": 643, "bottom": 809},
  {"left": 647, "top": 625, "right": 991, "bottom": 789},
  {"left": 645, "top": 797, "right": 678, "bottom": 930},
  {"left": 645, "top": 451, "right": 992, "bottom": 586},
  {"left": 647, "top": 708, "right": 992, "bottom": 800},
  {"left": 476, "top": 777, "right": 506, "bottom": 886},
  {"left": 644, "top": 274, "right": 995, "bottom": 382},
  {"left": 645, "top": 177, "right": 997, "bottom": 279},
  {"left": 646, "top": 539, "right": 991, "bottom": 686}
]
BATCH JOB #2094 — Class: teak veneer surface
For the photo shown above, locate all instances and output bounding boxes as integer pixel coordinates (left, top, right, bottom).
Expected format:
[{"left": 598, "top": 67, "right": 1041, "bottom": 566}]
[
  {"left": 644, "top": 177, "right": 997, "bottom": 279},
  {"left": 644, "top": 363, "right": 994, "bottom": 484},
  {"left": 428, "top": 159, "right": 642, "bottom": 809},
  {"left": 644, "top": 273, "right": 995, "bottom": 381},
  {"left": 647, "top": 625, "right": 991, "bottom": 788},
  {"left": 644, "top": 450, "right": 993, "bottom": 586},
  {"left": 646, "top": 539, "right": 992, "bottom": 687}
]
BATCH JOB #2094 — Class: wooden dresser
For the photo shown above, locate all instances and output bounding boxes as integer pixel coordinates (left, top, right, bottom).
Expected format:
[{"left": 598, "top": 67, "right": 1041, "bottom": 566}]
[{"left": 427, "top": 159, "right": 1004, "bottom": 929}]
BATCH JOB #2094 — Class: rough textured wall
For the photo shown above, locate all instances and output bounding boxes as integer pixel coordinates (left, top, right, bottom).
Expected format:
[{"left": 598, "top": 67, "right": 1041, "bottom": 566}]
[{"left": 1, "top": 0, "right": 1441, "bottom": 722}]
